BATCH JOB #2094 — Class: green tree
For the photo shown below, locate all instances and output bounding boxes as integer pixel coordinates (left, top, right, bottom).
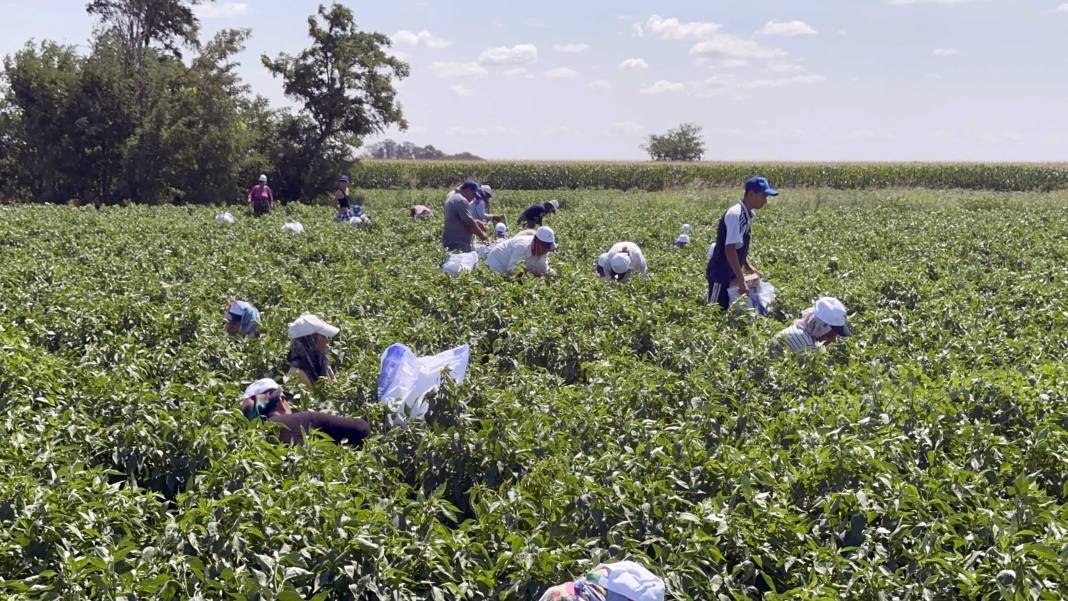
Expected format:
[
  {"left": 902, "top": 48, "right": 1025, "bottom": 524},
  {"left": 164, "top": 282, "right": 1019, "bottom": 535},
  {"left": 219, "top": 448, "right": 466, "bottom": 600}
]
[
  {"left": 643, "top": 123, "right": 706, "bottom": 162},
  {"left": 262, "top": 3, "right": 409, "bottom": 199}
]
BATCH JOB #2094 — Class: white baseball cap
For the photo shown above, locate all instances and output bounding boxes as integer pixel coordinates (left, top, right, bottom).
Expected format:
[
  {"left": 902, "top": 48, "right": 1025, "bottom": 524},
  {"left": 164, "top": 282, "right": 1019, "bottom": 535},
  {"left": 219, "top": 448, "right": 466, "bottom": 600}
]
[
  {"left": 547, "top": 199, "right": 560, "bottom": 210},
  {"left": 242, "top": 377, "right": 279, "bottom": 400},
  {"left": 480, "top": 184, "right": 493, "bottom": 196},
  {"left": 610, "top": 253, "right": 632, "bottom": 275},
  {"left": 600, "top": 561, "right": 665, "bottom": 601},
  {"left": 535, "top": 226, "right": 556, "bottom": 248},
  {"left": 495, "top": 222, "right": 508, "bottom": 235},
  {"left": 287, "top": 314, "right": 340, "bottom": 340},
  {"left": 258, "top": 174, "right": 267, "bottom": 183},
  {"left": 812, "top": 297, "right": 852, "bottom": 336}
]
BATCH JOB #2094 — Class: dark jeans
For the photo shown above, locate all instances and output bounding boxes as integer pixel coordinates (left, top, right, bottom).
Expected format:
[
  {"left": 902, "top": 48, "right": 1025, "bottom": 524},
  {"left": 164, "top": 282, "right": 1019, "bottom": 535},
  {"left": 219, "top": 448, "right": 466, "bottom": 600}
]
[
  {"left": 252, "top": 200, "right": 270, "bottom": 216},
  {"left": 705, "top": 258, "right": 730, "bottom": 311},
  {"left": 269, "top": 411, "right": 370, "bottom": 445}
]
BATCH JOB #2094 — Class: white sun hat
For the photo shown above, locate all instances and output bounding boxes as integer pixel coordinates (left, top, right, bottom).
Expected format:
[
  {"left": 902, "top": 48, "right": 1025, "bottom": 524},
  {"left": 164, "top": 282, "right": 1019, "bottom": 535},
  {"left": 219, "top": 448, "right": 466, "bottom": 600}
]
[
  {"left": 547, "top": 199, "right": 560, "bottom": 210},
  {"left": 287, "top": 314, "right": 340, "bottom": 340},
  {"left": 495, "top": 222, "right": 508, "bottom": 235},
  {"left": 480, "top": 184, "right": 493, "bottom": 197},
  {"left": 812, "top": 297, "right": 852, "bottom": 336},
  {"left": 601, "top": 561, "right": 665, "bottom": 601},
  {"left": 610, "top": 253, "right": 632, "bottom": 275},
  {"left": 258, "top": 174, "right": 268, "bottom": 183},
  {"left": 535, "top": 226, "right": 556, "bottom": 248},
  {"left": 242, "top": 377, "right": 280, "bottom": 400}
]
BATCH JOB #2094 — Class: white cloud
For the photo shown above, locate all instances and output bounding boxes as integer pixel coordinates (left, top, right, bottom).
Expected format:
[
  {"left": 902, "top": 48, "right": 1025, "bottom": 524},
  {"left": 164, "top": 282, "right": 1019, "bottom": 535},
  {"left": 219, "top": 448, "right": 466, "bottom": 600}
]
[
  {"left": 926, "top": 73, "right": 943, "bottom": 80},
  {"left": 887, "top": 0, "right": 978, "bottom": 4},
  {"left": 431, "top": 62, "right": 489, "bottom": 79},
  {"left": 743, "top": 74, "right": 827, "bottom": 89},
  {"left": 503, "top": 67, "right": 529, "bottom": 78},
  {"left": 932, "top": 48, "right": 960, "bottom": 56},
  {"left": 695, "top": 73, "right": 826, "bottom": 95},
  {"left": 1057, "top": 3, "right": 1068, "bottom": 11},
  {"left": 619, "top": 58, "right": 650, "bottom": 70},
  {"left": 635, "top": 14, "right": 721, "bottom": 40},
  {"left": 689, "top": 35, "right": 786, "bottom": 60},
  {"left": 445, "top": 125, "right": 518, "bottom": 137},
  {"left": 759, "top": 20, "right": 818, "bottom": 37},
  {"left": 720, "top": 59, "right": 750, "bottom": 69},
  {"left": 479, "top": 44, "right": 539, "bottom": 66},
  {"left": 450, "top": 84, "right": 474, "bottom": 97},
  {"left": 640, "top": 80, "right": 685, "bottom": 95},
  {"left": 611, "top": 121, "right": 645, "bottom": 136},
  {"left": 767, "top": 62, "right": 807, "bottom": 73},
  {"left": 544, "top": 67, "right": 579, "bottom": 79},
  {"left": 194, "top": 2, "right": 248, "bottom": 19},
  {"left": 392, "top": 30, "right": 452, "bottom": 49},
  {"left": 553, "top": 43, "right": 590, "bottom": 53},
  {"left": 837, "top": 29, "right": 849, "bottom": 36},
  {"left": 589, "top": 79, "right": 612, "bottom": 90}
]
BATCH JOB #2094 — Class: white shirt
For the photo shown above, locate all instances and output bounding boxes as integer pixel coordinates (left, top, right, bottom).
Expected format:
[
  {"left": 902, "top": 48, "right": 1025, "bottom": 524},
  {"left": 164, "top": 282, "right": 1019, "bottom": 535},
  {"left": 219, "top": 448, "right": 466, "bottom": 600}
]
[
  {"left": 486, "top": 235, "right": 550, "bottom": 275},
  {"left": 604, "top": 241, "right": 647, "bottom": 280},
  {"left": 471, "top": 198, "right": 489, "bottom": 221},
  {"left": 708, "top": 200, "right": 755, "bottom": 258},
  {"left": 776, "top": 324, "right": 820, "bottom": 354}
]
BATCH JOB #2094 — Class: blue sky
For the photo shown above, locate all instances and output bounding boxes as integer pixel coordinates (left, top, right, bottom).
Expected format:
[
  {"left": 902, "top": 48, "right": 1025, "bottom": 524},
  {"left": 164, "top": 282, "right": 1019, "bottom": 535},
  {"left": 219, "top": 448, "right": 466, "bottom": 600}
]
[{"left": 3, "top": 0, "right": 1067, "bottom": 161}]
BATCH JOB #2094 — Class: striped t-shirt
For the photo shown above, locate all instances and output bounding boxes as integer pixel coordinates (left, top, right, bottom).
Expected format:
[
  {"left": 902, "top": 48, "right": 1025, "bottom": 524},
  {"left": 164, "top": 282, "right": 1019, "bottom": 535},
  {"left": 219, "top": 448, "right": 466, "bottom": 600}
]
[{"left": 776, "top": 324, "right": 820, "bottom": 354}]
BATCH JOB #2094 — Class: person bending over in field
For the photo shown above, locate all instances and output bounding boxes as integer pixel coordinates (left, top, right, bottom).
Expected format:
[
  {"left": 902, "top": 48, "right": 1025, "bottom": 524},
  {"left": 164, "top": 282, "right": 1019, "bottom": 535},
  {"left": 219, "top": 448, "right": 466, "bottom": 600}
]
[
  {"left": 538, "top": 560, "right": 665, "bottom": 601},
  {"left": 518, "top": 199, "right": 559, "bottom": 229},
  {"left": 675, "top": 224, "right": 692, "bottom": 248},
  {"left": 494, "top": 222, "right": 509, "bottom": 238},
  {"left": 706, "top": 176, "right": 777, "bottom": 311},
  {"left": 410, "top": 204, "right": 433, "bottom": 219},
  {"left": 443, "top": 180, "right": 491, "bottom": 252},
  {"left": 247, "top": 174, "right": 274, "bottom": 216},
  {"left": 472, "top": 185, "right": 507, "bottom": 225},
  {"left": 224, "top": 299, "right": 261, "bottom": 337},
  {"left": 286, "top": 314, "right": 339, "bottom": 388},
  {"left": 775, "top": 297, "right": 852, "bottom": 355},
  {"left": 486, "top": 226, "right": 557, "bottom": 276},
  {"left": 240, "top": 378, "right": 370, "bottom": 446},
  {"left": 601, "top": 241, "right": 648, "bottom": 283}
]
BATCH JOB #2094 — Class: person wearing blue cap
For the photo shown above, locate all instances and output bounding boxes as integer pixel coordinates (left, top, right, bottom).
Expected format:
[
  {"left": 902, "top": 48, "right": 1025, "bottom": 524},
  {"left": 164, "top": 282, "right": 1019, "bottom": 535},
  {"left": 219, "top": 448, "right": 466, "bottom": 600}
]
[
  {"left": 334, "top": 175, "right": 364, "bottom": 222},
  {"left": 705, "top": 176, "right": 778, "bottom": 311},
  {"left": 443, "top": 180, "right": 490, "bottom": 252}
]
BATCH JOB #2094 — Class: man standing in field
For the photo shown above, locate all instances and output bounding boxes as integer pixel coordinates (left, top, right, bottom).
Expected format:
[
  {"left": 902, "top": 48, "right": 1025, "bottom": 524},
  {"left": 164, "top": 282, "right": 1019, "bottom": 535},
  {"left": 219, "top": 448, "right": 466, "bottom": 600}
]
[
  {"left": 706, "top": 176, "right": 777, "bottom": 310},
  {"left": 443, "top": 180, "right": 491, "bottom": 252}
]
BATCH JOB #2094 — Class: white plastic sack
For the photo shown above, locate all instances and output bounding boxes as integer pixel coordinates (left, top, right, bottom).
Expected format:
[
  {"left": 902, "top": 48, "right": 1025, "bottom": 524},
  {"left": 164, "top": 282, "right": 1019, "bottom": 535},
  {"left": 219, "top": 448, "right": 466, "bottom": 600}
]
[
  {"left": 727, "top": 280, "right": 776, "bottom": 316},
  {"left": 214, "top": 212, "right": 236, "bottom": 224},
  {"left": 441, "top": 251, "right": 478, "bottom": 276},
  {"left": 377, "top": 343, "right": 470, "bottom": 427},
  {"left": 474, "top": 243, "right": 492, "bottom": 259},
  {"left": 348, "top": 214, "right": 372, "bottom": 227},
  {"left": 282, "top": 221, "right": 304, "bottom": 234}
]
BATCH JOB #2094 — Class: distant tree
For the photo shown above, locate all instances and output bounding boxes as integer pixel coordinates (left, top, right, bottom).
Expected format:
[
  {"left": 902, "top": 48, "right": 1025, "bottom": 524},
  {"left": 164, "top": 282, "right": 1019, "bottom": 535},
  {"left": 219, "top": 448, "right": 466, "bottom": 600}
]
[
  {"left": 363, "top": 139, "right": 483, "bottom": 161},
  {"left": 642, "top": 123, "right": 705, "bottom": 162},
  {"left": 262, "top": 3, "right": 409, "bottom": 198}
]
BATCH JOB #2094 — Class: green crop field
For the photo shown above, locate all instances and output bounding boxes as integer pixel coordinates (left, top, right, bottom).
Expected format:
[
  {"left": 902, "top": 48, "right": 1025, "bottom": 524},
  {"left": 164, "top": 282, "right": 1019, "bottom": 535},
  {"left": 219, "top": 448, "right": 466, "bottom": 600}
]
[{"left": 1, "top": 188, "right": 1066, "bottom": 600}]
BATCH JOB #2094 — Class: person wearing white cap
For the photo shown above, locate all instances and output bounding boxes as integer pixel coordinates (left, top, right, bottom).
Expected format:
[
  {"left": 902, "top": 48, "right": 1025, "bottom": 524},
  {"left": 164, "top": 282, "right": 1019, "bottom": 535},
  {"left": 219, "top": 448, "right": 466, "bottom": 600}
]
[
  {"left": 776, "top": 296, "right": 853, "bottom": 355},
  {"left": 675, "top": 224, "right": 692, "bottom": 248},
  {"left": 239, "top": 378, "right": 370, "bottom": 446},
  {"left": 486, "top": 226, "right": 557, "bottom": 276},
  {"left": 223, "top": 299, "right": 261, "bottom": 337},
  {"left": 518, "top": 199, "right": 559, "bottom": 229},
  {"left": 601, "top": 241, "right": 647, "bottom": 283},
  {"left": 494, "top": 221, "right": 509, "bottom": 238},
  {"left": 286, "top": 314, "right": 340, "bottom": 387},
  {"left": 472, "top": 185, "right": 507, "bottom": 225},
  {"left": 247, "top": 174, "right": 274, "bottom": 216},
  {"left": 538, "top": 560, "right": 665, "bottom": 601}
]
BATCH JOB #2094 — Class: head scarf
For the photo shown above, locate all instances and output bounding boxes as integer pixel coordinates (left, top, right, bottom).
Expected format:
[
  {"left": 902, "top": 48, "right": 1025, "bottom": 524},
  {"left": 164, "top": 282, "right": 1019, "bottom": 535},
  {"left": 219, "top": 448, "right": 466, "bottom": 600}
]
[
  {"left": 288, "top": 334, "right": 331, "bottom": 383},
  {"left": 226, "top": 300, "right": 261, "bottom": 337},
  {"left": 794, "top": 307, "right": 833, "bottom": 339}
]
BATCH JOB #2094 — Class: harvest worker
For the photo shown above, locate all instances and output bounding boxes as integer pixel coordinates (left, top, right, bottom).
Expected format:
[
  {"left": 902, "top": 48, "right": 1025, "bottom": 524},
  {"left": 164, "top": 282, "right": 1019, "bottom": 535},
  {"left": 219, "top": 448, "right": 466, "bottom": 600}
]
[
  {"left": 706, "top": 176, "right": 777, "bottom": 311},
  {"left": 517, "top": 199, "right": 559, "bottom": 229},
  {"left": 443, "top": 180, "right": 491, "bottom": 252},
  {"left": 538, "top": 560, "right": 665, "bottom": 601},
  {"left": 287, "top": 314, "right": 339, "bottom": 387},
  {"left": 247, "top": 174, "right": 274, "bottom": 216},
  {"left": 410, "top": 204, "right": 432, "bottom": 219},
  {"left": 240, "top": 378, "right": 370, "bottom": 446},
  {"left": 223, "top": 299, "right": 261, "bottom": 337},
  {"left": 675, "top": 224, "right": 692, "bottom": 248},
  {"left": 494, "top": 222, "right": 509, "bottom": 238},
  {"left": 472, "top": 185, "right": 507, "bottom": 224},
  {"left": 776, "top": 297, "right": 852, "bottom": 354},
  {"left": 334, "top": 175, "right": 356, "bottom": 222},
  {"left": 486, "top": 226, "right": 557, "bottom": 276},
  {"left": 601, "top": 241, "right": 648, "bottom": 283}
]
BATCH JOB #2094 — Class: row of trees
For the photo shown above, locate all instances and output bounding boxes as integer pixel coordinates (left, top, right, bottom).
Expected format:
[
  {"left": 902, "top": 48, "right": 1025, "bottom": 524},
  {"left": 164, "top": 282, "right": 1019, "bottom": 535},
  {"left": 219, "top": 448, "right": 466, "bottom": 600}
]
[{"left": 0, "top": 1, "right": 409, "bottom": 204}]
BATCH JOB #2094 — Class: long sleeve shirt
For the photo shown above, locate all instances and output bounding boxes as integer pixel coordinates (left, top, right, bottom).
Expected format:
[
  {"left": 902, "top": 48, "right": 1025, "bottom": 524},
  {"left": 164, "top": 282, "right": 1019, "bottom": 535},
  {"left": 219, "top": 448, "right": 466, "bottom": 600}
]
[{"left": 485, "top": 235, "right": 549, "bottom": 275}]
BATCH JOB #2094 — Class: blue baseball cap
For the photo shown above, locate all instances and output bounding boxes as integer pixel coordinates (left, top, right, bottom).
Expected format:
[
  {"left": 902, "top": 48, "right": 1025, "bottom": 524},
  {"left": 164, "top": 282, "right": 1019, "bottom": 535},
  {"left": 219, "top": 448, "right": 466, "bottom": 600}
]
[
  {"left": 744, "top": 176, "right": 778, "bottom": 196},
  {"left": 460, "top": 179, "right": 480, "bottom": 192},
  {"left": 338, "top": 175, "right": 350, "bottom": 183}
]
